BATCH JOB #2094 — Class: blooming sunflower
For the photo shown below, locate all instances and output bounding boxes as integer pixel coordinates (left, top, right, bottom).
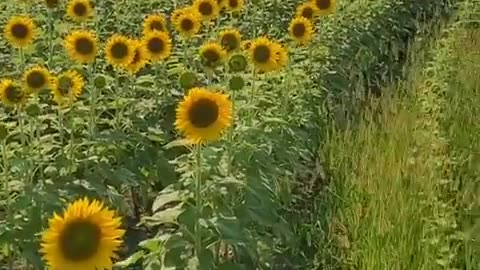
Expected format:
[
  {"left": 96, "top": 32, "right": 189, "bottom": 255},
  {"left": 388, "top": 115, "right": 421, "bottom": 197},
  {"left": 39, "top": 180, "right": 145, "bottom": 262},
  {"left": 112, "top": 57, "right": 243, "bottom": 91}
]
[
  {"left": 23, "top": 66, "right": 51, "bottom": 93},
  {"left": 105, "top": 35, "right": 135, "bottom": 68},
  {"left": 225, "top": 0, "right": 244, "bottom": 13},
  {"left": 51, "top": 70, "right": 85, "bottom": 105},
  {"left": 40, "top": 197, "right": 125, "bottom": 270},
  {"left": 142, "top": 31, "right": 172, "bottom": 62},
  {"left": 66, "top": 0, "right": 94, "bottom": 22},
  {"left": 248, "top": 37, "right": 278, "bottom": 72},
  {"left": 296, "top": 2, "right": 319, "bottom": 20},
  {"left": 171, "top": 6, "right": 193, "bottom": 23},
  {"left": 3, "top": 16, "right": 36, "bottom": 48},
  {"left": 289, "top": 17, "right": 314, "bottom": 45},
  {"left": 142, "top": 14, "right": 167, "bottom": 35},
  {"left": 175, "top": 87, "right": 232, "bottom": 144},
  {"left": 64, "top": 30, "right": 98, "bottom": 64},
  {"left": 219, "top": 28, "right": 242, "bottom": 52},
  {"left": 173, "top": 11, "right": 202, "bottom": 38},
  {"left": 193, "top": 0, "right": 220, "bottom": 21},
  {"left": 125, "top": 40, "right": 148, "bottom": 75},
  {"left": 199, "top": 42, "right": 227, "bottom": 68},
  {"left": 0, "top": 79, "right": 27, "bottom": 107},
  {"left": 45, "top": 0, "right": 59, "bottom": 9},
  {"left": 312, "top": 0, "right": 336, "bottom": 16},
  {"left": 272, "top": 42, "right": 288, "bottom": 70}
]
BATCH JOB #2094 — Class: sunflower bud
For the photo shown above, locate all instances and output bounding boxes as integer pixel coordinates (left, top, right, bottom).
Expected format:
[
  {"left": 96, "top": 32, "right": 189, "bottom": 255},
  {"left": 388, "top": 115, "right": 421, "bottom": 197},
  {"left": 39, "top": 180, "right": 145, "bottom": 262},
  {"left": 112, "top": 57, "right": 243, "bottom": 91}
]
[
  {"left": 228, "top": 53, "right": 248, "bottom": 72},
  {"left": 178, "top": 71, "right": 198, "bottom": 90},
  {"left": 228, "top": 75, "right": 245, "bottom": 91}
]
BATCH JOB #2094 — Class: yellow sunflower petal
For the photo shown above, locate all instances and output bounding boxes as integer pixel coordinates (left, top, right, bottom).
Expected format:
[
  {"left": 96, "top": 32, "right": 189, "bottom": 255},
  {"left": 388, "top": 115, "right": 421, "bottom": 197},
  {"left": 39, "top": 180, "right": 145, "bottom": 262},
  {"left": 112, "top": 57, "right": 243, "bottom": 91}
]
[
  {"left": 193, "top": 0, "right": 220, "bottom": 21},
  {"left": 142, "top": 14, "right": 167, "bottom": 35},
  {"left": 64, "top": 30, "right": 98, "bottom": 64},
  {"left": 0, "top": 79, "right": 28, "bottom": 106},
  {"left": 105, "top": 34, "right": 136, "bottom": 68},
  {"left": 288, "top": 16, "right": 314, "bottom": 45},
  {"left": 66, "top": 0, "right": 94, "bottom": 22},
  {"left": 199, "top": 41, "right": 227, "bottom": 68},
  {"left": 311, "top": 0, "right": 336, "bottom": 16},
  {"left": 142, "top": 31, "right": 172, "bottom": 62},
  {"left": 219, "top": 28, "right": 242, "bottom": 52},
  {"left": 51, "top": 70, "right": 85, "bottom": 106},
  {"left": 3, "top": 15, "right": 36, "bottom": 48},
  {"left": 23, "top": 66, "right": 51, "bottom": 93}
]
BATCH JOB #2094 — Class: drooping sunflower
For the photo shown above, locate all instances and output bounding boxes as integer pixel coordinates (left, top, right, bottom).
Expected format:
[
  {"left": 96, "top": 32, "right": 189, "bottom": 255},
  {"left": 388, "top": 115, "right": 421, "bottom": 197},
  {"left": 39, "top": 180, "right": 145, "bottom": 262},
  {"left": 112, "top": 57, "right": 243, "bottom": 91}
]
[
  {"left": 199, "top": 42, "right": 227, "bottom": 68},
  {"left": 142, "top": 14, "right": 167, "bottom": 35},
  {"left": 193, "top": 0, "right": 220, "bottom": 21},
  {"left": 173, "top": 11, "right": 202, "bottom": 38},
  {"left": 219, "top": 28, "right": 242, "bottom": 52},
  {"left": 296, "top": 2, "right": 319, "bottom": 20},
  {"left": 66, "top": 0, "right": 94, "bottom": 22},
  {"left": 45, "top": 0, "right": 59, "bottom": 9},
  {"left": 51, "top": 70, "right": 85, "bottom": 105},
  {"left": 312, "top": 0, "right": 336, "bottom": 16},
  {"left": 64, "top": 30, "right": 98, "bottom": 64},
  {"left": 225, "top": 0, "right": 244, "bottom": 13},
  {"left": 289, "top": 17, "right": 314, "bottom": 45},
  {"left": 3, "top": 16, "right": 36, "bottom": 48},
  {"left": 125, "top": 40, "right": 148, "bottom": 75},
  {"left": 142, "top": 31, "right": 172, "bottom": 62},
  {"left": 0, "top": 79, "right": 27, "bottom": 107},
  {"left": 248, "top": 37, "right": 278, "bottom": 72},
  {"left": 105, "top": 35, "right": 136, "bottom": 68},
  {"left": 175, "top": 87, "right": 232, "bottom": 144},
  {"left": 23, "top": 66, "right": 51, "bottom": 93},
  {"left": 40, "top": 197, "right": 125, "bottom": 270}
]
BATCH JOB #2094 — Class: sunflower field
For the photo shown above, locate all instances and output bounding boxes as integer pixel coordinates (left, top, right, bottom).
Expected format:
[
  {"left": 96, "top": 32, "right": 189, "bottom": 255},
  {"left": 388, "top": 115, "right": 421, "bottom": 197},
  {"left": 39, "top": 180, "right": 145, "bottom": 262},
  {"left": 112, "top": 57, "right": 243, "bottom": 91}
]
[{"left": 0, "top": 0, "right": 468, "bottom": 269}]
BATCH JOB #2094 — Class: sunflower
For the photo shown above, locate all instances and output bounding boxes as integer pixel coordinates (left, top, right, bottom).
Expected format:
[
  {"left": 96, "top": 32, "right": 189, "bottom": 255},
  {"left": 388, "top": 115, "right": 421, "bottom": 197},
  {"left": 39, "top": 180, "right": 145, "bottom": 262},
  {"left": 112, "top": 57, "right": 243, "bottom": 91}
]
[
  {"left": 225, "top": 0, "right": 244, "bottom": 13},
  {"left": 3, "top": 16, "right": 36, "bottom": 48},
  {"left": 193, "top": 0, "right": 220, "bottom": 21},
  {"left": 142, "top": 31, "right": 172, "bottom": 62},
  {"left": 216, "top": 0, "right": 226, "bottom": 8},
  {"left": 51, "top": 70, "right": 85, "bottom": 105},
  {"left": 125, "top": 40, "right": 148, "bottom": 75},
  {"left": 171, "top": 6, "right": 194, "bottom": 23},
  {"left": 289, "top": 17, "right": 314, "bottom": 45},
  {"left": 199, "top": 42, "right": 227, "bottom": 68},
  {"left": 40, "top": 197, "right": 125, "bottom": 270},
  {"left": 105, "top": 35, "right": 136, "bottom": 68},
  {"left": 272, "top": 42, "right": 288, "bottom": 70},
  {"left": 64, "top": 30, "right": 98, "bottom": 64},
  {"left": 248, "top": 37, "right": 278, "bottom": 72},
  {"left": 175, "top": 87, "right": 232, "bottom": 144},
  {"left": 45, "top": 0, "right": 59, "bottom": 9},
  {"left": 219, "top": 28, "right": 242, "bottom": 52},
  {"left": 173, "top": 11, "right": 202, "bottom": 38},
  {"left": 66, "top": 0, "right": 94, "bottom": 21},
  {"left": 312, "top": 0, "right": 336, "bottom": 16},
  {"left": 0, "top": 79, "right": 27, "bottom": 106},
  {"left": 23, "top": 66, "right": 51, "bottom": 93},
  {"left": 296, "top": 2, "right": 319, "bottom": 20},
  {"left": 142, "top": 14, "right": 167, "bottom": 35}
]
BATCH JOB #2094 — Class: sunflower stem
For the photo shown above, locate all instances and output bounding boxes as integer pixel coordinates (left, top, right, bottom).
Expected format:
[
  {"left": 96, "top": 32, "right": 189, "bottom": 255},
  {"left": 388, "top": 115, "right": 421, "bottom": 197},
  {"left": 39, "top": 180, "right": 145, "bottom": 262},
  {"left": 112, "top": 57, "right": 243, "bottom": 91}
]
[
  {"left": 57, "top": 107, "right": 64, "bottom": 146},
  {"left": 47, "top": 9, "right": 55, "bottom": 68},
  {"left": 1, "top": 139, "right": 14, "bottom": 270},
  {"left": 114, "top": 72, "right": 121, "bottom": 131},
  {"left": 194, "top": 143, "right": 203, "bottom": 258},
  {"left": 17, "top": 106, "right": 26, "bottom": 147},
  {"left": 19, "top": 47, "right": 25, "bottom": 72},
  {"left": 87, "top": 63, "right": 96, "bottom": 139},
  {"left": 247, "top": 69, "right": 257, "bottom": 126}
]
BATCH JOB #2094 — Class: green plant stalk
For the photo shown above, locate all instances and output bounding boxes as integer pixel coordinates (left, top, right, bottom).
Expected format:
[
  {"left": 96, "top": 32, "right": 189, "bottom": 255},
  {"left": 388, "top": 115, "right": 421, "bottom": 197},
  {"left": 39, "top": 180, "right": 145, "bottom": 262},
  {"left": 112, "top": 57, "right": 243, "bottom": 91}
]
[
  {"left": 47, "top": 9, "right": 54, "bottom": 68},
  {"left": 1, "top": 139, "right": 14, "bottom": 270},
  {"left": 247, "top": 69, "right": 257, "bottom": 125},
  {"left": 19, "top": 47, "right": 25, "bottom": 71},
  {"left": 114, "top": 71, "right": 121, "bottom": 130},
  {"left": 87, "top": 64, "right": 97, "bottom": 138},
  {"left": 194, "top": 144, "right": 203, "bottom": 258},
  {"left": 57, "top": 107, "right": 64, "bottom": 146}
]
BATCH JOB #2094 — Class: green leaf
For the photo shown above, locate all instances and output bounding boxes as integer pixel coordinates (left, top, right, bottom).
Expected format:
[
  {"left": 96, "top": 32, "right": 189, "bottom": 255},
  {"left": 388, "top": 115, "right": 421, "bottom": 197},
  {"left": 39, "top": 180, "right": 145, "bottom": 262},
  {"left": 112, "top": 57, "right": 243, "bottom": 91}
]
[
  {"left": 152, "top": 190, "right": 183, "bottom": 213},
  {"left": 115, "top": 250, "right": 145, "bottom": 267},
  {"left": 140, "top": 203, "right": 184, "bottom": 227}
]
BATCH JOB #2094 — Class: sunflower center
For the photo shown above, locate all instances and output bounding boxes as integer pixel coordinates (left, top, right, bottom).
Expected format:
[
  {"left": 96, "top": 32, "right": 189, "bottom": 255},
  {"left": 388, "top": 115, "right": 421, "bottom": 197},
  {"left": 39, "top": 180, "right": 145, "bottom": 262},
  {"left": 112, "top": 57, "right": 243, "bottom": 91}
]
[
  {"left": 150, "top": 20, "right": 164, "bottom": 31},
  {"left": 73, "top": 3, "right": 88, "bottom": 16},
  {"left": 199, "top": 2, "right": 213, "bottom": 16},
  {"left": 11, "top": 23, "right": 29, "bottom": 39},
  {"left": 253, "top": 45, "right": 270, "bottom": 63},
  {"left": 229, "top": 0, "right": 238, "bottom": 8},
  {"left": 202, "top": 49, "right": 220, "bottom": 64},
  {"left": 188, "top": 98, "right": 219, "bottom": 128},
  {"left": 180, "top": 18, "right": 194, "bottom": 31},
  {"left": 26, "top": 71, "right": 46, "bottom": 89},
  {"left": 110, "top": 42, "right": 129, "bottom": 59},
  {"left": 57, "top": 76, "right": 73, "bottom": 96},
  {"left": 302, "top": 7, "right": 314, "bottom": 19},
  {"left": 75, "top": 37, "right": 94, "bottom": 55},
  {"left": 316, "top": 0, "right": 331, "bottom": 9},
  {"left": 147, "top": 37, "right": 164, "bottom": 53},
  {"left": 5, "top": 85, "right": 24, "bottom": 103},
  {"left": 221, "top": 34, "right": 239, "bottom": 51},
  {"left": 293, "top": 23, "right": 306, "bottom": 38},
  {"left": 60, "top": 220, "right": 101, "bottom": 262}
]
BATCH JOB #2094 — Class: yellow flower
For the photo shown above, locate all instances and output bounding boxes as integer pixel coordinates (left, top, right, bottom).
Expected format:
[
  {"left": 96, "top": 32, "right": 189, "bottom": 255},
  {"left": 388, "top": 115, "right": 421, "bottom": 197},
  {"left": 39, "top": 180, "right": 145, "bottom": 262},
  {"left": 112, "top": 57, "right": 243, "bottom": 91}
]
[
  {"left": 241, "top": 39, "right": 252, "bottom": 51},
  {"left": 142, "top": 14, "right": 167, "bottom": 35},
  {"left": 173, "top": 11, "right": 202, "bottom": 38},
  {"left": 142, "top": 31, "right": 172, "bottom": 62},
  {"left": 0, "top": 79, "right": 27, "bottom": 107},
  {"left": 105, "top": 35, "right": 136, "bottom": 68},
  {"left": 23, "top": 66, "right": 51, "bottom": 93},
  {"left": 272, "top": 41, "right": 288, "bottom": 70},
  {"left": 193, "top": 0, "right": 220, "bottom": 21},
  {"left": 219, "top": 28, "right": 242, "bottom": 52},
  {"left": 225, "top": 0, "right": 244, "bottom": 13},
  {"left": 296, "top": 2, "right": 319, "bottom": 20},
  {"left": 199, "top": 42, "right": 227, "bottom": 68},
  {"left": 66, "top": 0, "right": 94, "bottom": 22},
  {"left": 289, "top": 17, "right": 314, "bottom": 45},
  {"left": 175, "top": 87, "right": 232, "bottom": 144},
  {"left": 64, "top": 30, "right": 98, "bottom": 64},
  {"left": 40, "top": 197, "right": 125, "bottom": 270},
  {"left": 171, "top": 6, "right": 194, "bottom": 23},
  {"left": 3, "top": 16, "right": 36, "bottom": 48},
  {"left": 248, "top": 37, "right": 278, "bottom": 72},
  {"left": 216, "top": 0, "right": 226, "bottom": 9},
  {"left": 125, "top": 40, "right": 148, "bottom": 75},
  {"left": 51, "top": 70, "right": 85, "bottom": 106},
  {"left": 312, "top": 0, "right": 336, "bottom": 16}
]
